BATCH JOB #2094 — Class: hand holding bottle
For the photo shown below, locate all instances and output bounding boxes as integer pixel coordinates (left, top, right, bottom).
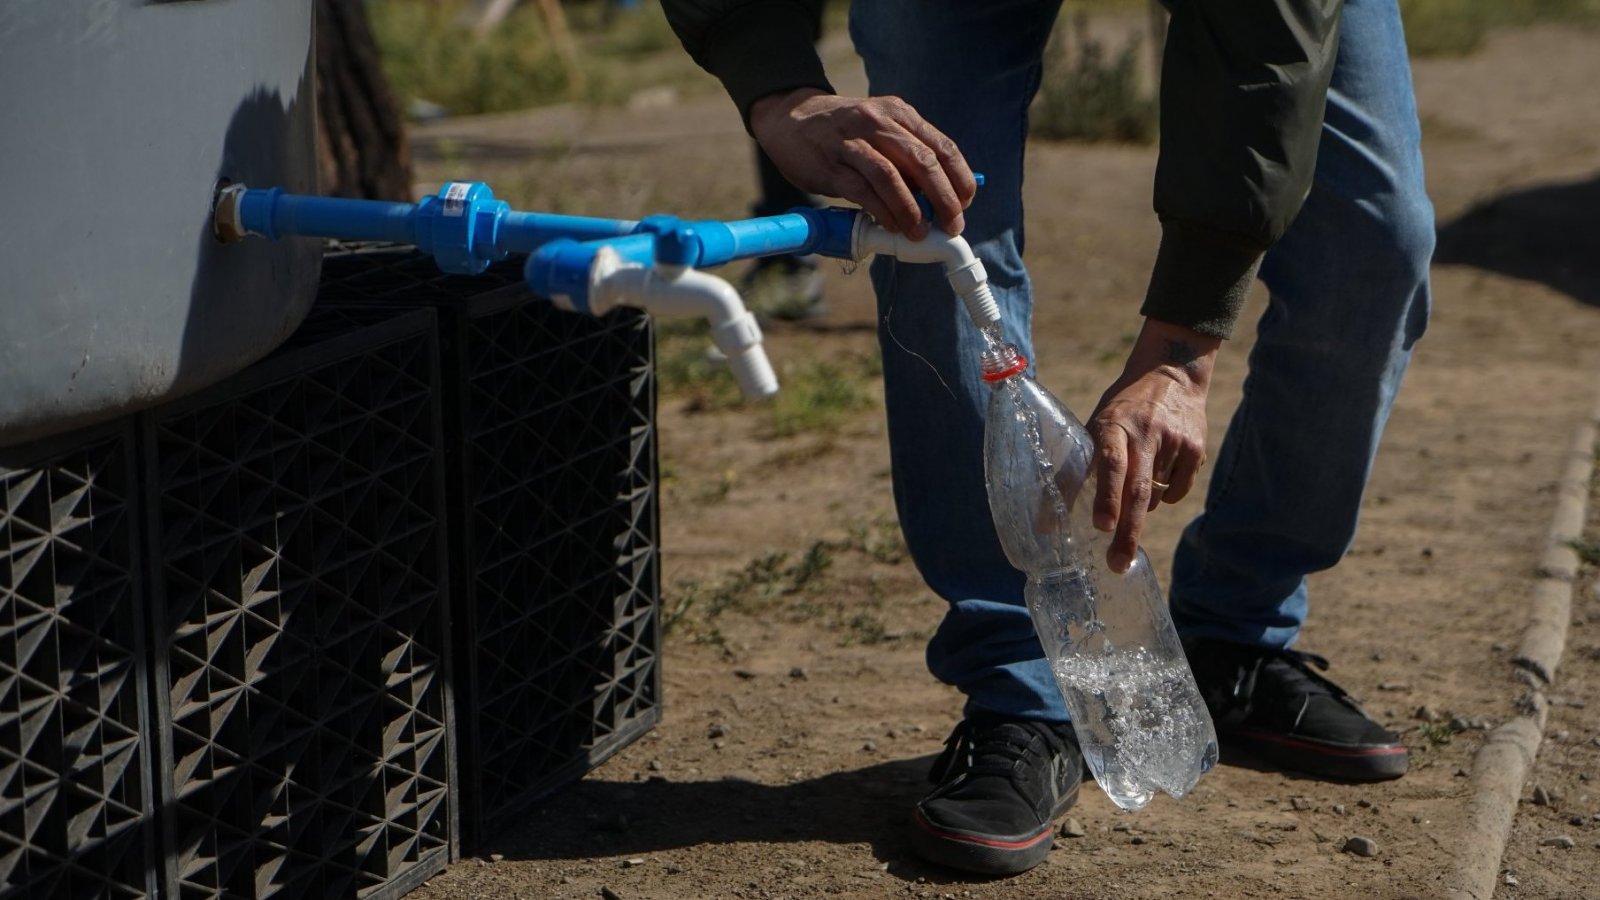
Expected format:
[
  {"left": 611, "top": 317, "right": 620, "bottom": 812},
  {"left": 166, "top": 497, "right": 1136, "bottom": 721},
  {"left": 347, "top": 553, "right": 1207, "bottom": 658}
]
[
  {"left": 981, "top": 338, "right": 1218, "bottom": 809},
  {"left": 1088, "top": 318, "right": 1219, "bottom": 573}
]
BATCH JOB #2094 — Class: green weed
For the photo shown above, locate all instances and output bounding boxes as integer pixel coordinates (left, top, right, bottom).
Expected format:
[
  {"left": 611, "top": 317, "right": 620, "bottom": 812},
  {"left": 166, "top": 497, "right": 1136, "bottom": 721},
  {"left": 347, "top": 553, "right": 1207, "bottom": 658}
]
[
  {"left": 1416, "top": 719, "right": 1462, "bottom": 748},
  {"left": 663, "top": 523, "right": 919, "bottom": 646},
  {"left": 370, "top": 0, "right": 573, "bottom": 115},
  {"left": 762, "top": 437, "right": 841, "bottom": 470},
  {"left": 655, "top": 338, "right": 743, "bottom": 412},
  {"left": 766, "top": 361, "right": 874, "bottom": 438},
  {"left": 1400, "top": 0, "right": 1600, "bottom": 56},
  {"left": 841, "top": 612, "right": 890, "bottom": 646},
  {"left": 788, "top": 541, "right": 835, "bottom": 590},
  {"left": 661, "top": 581, "right": 700, "bottom": 634},
  {"left": 567, "top": 1, "right": 679, "bottom": 56},
  {"left": 693, "top": 624, "right": 727, "bottom": 647},
  {"left": 694, "top": 469, "right": 738, "bottom": 504},
  {"left": 1031, "top": 14, "right": 1158, "bottom": 144},
  {"left": 369, "top": 0, "right": 707, "bottom": 115},
  {"left": 1568, "top": 539, "right": 1600, "bottom": 568},
  {"left": 846, "top": 516, "right": 907, "bottom": 566},
  {"left": 710, "top": 552, "right": 790, "bottom": 615}
]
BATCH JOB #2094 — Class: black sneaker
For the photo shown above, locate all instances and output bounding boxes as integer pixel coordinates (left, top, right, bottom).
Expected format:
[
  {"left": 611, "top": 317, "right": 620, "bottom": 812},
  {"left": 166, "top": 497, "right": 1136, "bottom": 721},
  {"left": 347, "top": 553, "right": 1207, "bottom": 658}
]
[
  {"left": 908, "top": 716, "right": 1083, "bottom": 875},
  {"left": 1183, "top": 637, "right": 1409, "bottom": 781}
]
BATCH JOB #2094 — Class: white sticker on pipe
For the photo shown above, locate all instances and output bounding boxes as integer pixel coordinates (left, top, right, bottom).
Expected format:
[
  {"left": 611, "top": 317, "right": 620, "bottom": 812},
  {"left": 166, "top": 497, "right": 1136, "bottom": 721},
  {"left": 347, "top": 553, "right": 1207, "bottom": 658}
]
[{"left": 442, "top": 182, "right": 470, "bottom": 217}]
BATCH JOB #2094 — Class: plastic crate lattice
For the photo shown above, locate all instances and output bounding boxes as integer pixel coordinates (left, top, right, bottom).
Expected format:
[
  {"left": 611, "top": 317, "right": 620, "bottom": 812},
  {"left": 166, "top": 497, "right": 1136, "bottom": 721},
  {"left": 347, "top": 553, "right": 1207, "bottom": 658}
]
[
  {"left": 148, "top": 311, "right": 452, "bottom": 899},
  {"left": 318, "top": 248, "right": 660, "bottom": 842},
  {"left": 0, "top": 427, "right": 152, "bottom": 899}
]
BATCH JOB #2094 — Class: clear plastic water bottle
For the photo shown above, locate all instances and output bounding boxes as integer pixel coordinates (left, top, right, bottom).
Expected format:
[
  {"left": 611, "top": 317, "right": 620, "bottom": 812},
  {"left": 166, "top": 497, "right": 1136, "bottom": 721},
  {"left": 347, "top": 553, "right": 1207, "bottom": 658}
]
[{"left": 979, "top": 337, "right": 1218, "bottom": 810}]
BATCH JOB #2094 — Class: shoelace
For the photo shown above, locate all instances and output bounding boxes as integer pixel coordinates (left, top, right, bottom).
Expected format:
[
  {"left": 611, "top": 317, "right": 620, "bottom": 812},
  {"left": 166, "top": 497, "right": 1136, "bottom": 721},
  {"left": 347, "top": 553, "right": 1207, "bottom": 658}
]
[
  {"left": 1228, "top": 647, "right": 1365, "bottom": 721},
  {"left": 927, "top": 719, "right": 1065, "bottom": 786}
]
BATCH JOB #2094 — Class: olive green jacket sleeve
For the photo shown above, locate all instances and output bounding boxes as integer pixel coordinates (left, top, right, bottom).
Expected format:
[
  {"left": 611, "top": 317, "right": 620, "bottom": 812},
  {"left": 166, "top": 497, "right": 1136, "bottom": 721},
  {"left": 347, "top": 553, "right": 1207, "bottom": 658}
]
[
  {"left": 662, "top": 0, "right": 1344, "bottom": 338},
  {"left": 661, "top": 0, "right": 831, "bottom": 127},
  {"left": 1141, "top": 0, "right": 1344, "bottom": 337}
]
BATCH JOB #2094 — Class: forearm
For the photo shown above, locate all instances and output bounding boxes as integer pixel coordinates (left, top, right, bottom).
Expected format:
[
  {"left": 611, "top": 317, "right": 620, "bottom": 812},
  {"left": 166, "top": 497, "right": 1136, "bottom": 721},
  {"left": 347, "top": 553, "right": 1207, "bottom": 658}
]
[
  {"left": 1122, "top": 318, "right": 1222, "bottom": 392},
  {"left": 1089, "top": 317, "right": 1219, "bottom": 570}
]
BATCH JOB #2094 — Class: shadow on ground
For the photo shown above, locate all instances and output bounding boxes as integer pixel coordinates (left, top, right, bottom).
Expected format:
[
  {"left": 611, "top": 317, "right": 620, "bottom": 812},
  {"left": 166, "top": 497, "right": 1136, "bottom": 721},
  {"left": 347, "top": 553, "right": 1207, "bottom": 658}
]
[
  {"left": 478, "top": 752, "right": 1018, "bottom": 884},
  {"left": 477, "top": 750, "right": 1363, "bottom": 888},
  {"left": 1434, "top": 172, "right": 1600, "bottom": 307}
]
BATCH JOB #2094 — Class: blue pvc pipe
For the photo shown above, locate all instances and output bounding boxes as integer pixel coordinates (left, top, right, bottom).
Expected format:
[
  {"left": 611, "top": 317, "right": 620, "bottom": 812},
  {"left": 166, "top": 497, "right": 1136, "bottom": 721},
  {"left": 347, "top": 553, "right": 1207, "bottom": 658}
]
[
  {"left": 233, "top": 182, "right": 869, "bottom": 304},
  {"left": 238, "top": 189, "right": 417, "bottom": 244},
  {"left": 237, "top": 175, "right": 971, "bottom": 271},
  {"left": 497, "top": 210, "right": 638, "bottom": 253},
  {"left": 235, "top": 183, "right": 642, "bottom": 274},
  {"left": 686, "top": 213, "right": 813, "bottom": 265},
  {"left": 639, "top": 207, "right": 858, "bottom": 268}
]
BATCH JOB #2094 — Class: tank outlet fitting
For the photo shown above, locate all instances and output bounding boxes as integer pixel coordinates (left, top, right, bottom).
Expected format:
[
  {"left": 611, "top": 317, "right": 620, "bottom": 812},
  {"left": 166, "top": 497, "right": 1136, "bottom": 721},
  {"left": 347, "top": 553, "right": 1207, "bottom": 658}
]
[{"left": 213, "top": 182, "right": 250, "bottom": 243}]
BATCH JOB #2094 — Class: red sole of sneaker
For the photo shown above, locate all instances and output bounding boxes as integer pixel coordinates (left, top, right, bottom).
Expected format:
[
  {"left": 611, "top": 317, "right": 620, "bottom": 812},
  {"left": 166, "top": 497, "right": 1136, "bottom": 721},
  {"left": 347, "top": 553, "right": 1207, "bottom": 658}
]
[
  {"left": 907, "top": 810, "right": 1056, "bottom": 876},
  {"left": 1225, "top": 727, "right": 1409, "bottom": 781},
  {"left": 906, "top": 779, "right": 1079, "bottom": 876}
]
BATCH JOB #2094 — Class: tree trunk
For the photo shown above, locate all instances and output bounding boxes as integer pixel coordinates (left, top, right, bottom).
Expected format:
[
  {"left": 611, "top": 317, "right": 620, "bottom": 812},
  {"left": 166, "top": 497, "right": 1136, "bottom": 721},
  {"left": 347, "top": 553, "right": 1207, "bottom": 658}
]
[{"left": 315, "top": 0, "right": 412, "bottom": 200}]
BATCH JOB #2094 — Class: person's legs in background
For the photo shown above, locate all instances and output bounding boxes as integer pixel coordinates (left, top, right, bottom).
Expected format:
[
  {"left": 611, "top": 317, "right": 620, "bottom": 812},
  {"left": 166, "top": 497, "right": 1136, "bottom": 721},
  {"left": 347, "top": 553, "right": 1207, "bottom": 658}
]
[
  {"left": 741, "top": 145, "right": 828, "bottom": 320},
  {"left": 740, "top": 6, "right": 828, "bottom": 321},
  {"left": 1169, "top": 0, "right": 1434, "bottom": 780}
]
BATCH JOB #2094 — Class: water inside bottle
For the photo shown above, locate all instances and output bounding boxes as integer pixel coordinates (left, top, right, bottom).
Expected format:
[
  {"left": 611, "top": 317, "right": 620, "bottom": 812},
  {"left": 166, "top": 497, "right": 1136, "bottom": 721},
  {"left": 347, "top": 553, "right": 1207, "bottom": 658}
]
[{"left": 1048, "top": 640, "right": 1217, "bottom": 809}]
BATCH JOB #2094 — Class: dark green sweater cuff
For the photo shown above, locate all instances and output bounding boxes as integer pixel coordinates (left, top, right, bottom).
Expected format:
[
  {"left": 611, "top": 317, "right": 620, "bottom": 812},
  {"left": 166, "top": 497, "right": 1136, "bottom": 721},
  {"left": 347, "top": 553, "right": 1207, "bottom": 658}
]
[
  {"left": 1139, "top": 220, "right": 1265, "bottom": 340},
  {"left": 704, "top": 2, "right": 834, "bottom": 129}
]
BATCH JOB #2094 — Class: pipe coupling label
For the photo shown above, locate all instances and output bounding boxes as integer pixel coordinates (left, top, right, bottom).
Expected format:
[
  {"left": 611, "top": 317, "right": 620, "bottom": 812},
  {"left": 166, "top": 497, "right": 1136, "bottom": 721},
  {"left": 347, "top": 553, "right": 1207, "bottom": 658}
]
[{"left": 442, "top": 182, "right": 471, "bottom": 217}]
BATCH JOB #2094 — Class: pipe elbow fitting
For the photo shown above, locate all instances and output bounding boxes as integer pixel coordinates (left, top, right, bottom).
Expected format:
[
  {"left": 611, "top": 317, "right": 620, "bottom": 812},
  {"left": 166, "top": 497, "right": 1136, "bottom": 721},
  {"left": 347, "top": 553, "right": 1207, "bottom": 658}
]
[
  {"left": 588, "top": 263, "right": 779, "bottom": 401},
  {"left": 656, "top": 268, "right": 779, "bottom": 402}
]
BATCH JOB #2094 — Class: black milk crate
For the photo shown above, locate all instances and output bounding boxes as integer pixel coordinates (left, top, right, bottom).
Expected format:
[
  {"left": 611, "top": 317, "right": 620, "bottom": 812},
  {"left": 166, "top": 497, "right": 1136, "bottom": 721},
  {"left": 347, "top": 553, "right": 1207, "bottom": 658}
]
[
  {"left": 0, "top": 423, "right": 155, "bottom": 900},
  {"left": 318, "top": 247, "right": 661, "bottom": 847},
  {"left": 143, "top": 307, "right": 456, "bottom": 899}
]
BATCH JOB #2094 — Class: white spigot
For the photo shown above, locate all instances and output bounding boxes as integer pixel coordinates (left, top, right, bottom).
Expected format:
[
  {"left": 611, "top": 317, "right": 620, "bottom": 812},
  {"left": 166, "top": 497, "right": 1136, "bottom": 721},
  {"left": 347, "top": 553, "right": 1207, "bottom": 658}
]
[
  {"left": 851, "top": 218, "right": 1001, "bottom": 329},
  {"left": 581, "top": 247, "right": 780, "bottom": 400}
]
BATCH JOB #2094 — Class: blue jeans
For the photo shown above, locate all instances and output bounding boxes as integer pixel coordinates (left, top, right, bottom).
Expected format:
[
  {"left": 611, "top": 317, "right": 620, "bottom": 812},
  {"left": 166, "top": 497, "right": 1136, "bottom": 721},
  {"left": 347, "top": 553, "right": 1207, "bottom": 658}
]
[{"left": 851, "top": 0, "right": 1433, "bottom": 722}]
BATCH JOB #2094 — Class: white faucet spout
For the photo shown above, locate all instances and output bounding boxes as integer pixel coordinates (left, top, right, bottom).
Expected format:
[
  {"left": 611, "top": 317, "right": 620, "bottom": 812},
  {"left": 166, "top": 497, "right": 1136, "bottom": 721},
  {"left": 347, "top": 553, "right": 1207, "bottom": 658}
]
[
  {"left": 588, "top": 251, "right": 779, "bottom": 400},
  {"left": 852, "top": 220, "right": 1001, "bottom": 328}
]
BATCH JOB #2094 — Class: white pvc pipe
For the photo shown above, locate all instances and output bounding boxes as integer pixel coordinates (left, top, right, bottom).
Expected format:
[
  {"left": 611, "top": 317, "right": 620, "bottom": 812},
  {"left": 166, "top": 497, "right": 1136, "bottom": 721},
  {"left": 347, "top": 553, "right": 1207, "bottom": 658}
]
[
  {"left": 587, "top": 250, "right": 779, "bottom": 400},
  {"left": 852, "top": 219, "right": 1002, "bottom": 329}
]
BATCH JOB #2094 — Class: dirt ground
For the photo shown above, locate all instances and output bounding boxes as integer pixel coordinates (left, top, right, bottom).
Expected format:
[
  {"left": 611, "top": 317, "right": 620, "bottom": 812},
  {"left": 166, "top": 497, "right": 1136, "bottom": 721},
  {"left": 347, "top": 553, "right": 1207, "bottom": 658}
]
[{"left": 407, "top": 22, "right": 1600, "bottom": 900}]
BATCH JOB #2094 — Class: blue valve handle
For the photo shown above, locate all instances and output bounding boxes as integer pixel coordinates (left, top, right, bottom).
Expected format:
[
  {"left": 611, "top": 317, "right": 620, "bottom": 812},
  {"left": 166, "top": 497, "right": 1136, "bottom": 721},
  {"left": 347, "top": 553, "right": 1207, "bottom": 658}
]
[{"left": 914, "top": 172, "right": 985, "bottom": 222}]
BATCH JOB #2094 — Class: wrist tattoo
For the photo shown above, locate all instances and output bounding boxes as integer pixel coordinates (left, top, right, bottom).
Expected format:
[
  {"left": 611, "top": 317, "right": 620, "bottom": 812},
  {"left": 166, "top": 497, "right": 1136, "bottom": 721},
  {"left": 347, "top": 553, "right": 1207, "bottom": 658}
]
[{"left": 1164, "top": 339, "right": 1201, "bottom": 371}]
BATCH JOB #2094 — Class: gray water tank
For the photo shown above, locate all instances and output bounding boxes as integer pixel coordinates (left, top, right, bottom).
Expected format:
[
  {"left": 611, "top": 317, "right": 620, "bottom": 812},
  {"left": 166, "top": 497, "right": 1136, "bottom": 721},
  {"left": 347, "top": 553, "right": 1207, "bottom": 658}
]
[{"left": 0, "top": 0, "right": 322, "bottom": 447}]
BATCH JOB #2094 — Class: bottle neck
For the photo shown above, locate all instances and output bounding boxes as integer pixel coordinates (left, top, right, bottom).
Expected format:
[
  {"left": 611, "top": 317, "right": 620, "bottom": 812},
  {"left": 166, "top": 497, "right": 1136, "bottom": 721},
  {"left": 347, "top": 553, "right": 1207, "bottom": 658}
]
[{"left": 980, "top": 342, "right": 1029, "bottom": 383}]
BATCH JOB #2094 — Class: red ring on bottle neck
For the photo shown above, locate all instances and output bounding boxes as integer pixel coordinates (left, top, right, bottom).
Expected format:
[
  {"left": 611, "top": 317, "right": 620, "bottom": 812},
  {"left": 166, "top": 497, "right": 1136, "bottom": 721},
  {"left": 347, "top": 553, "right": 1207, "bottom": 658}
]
[{"left": 981, "top": 354, "right": 1029, "bottom": 382}]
